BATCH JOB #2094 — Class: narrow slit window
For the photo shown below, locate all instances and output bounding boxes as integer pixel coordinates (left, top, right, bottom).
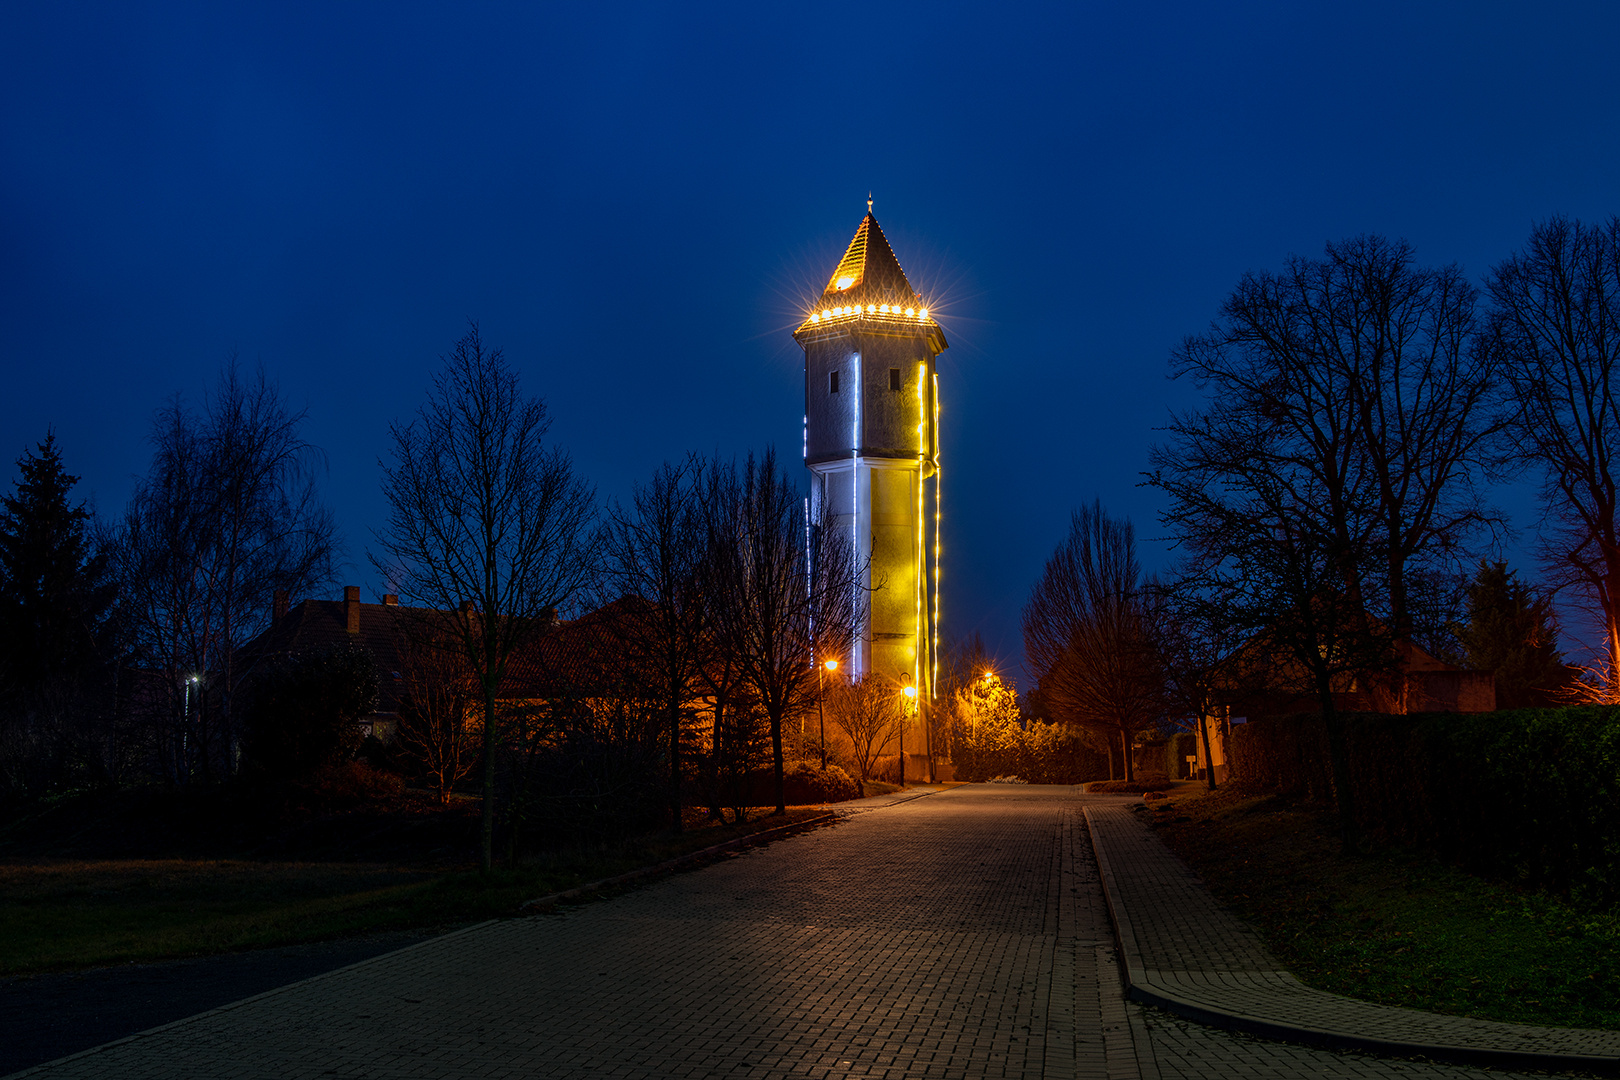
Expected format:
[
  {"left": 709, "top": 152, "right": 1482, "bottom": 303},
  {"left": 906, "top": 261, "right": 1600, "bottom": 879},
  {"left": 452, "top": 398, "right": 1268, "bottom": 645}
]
[
  {"left": 889, "top": 368, "right": 902, "bottom": 391},
  {"left": 829, "top": 370, "right": 840, "bottom": 394}
]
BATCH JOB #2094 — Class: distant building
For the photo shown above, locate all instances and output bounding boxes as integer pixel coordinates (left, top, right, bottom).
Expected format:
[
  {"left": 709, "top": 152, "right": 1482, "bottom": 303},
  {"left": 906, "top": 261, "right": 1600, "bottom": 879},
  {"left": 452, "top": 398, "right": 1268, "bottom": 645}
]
[{"left": 237, "top": 587, "right": 648, "bottom": 743}]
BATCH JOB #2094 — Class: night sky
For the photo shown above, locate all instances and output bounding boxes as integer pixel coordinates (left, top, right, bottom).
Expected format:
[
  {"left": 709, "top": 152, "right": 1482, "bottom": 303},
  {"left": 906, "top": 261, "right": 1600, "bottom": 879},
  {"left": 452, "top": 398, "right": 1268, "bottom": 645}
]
[{"left": 4, "top": 3, "right": 1619, "bottom": 680}]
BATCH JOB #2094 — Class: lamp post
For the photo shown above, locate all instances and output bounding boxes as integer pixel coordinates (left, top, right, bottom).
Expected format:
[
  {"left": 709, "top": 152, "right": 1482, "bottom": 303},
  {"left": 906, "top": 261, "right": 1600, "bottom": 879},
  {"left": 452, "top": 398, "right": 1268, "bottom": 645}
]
[
  {"left": 817, "top": 659, "right": 837, "bottom": 770},
  {"left": 183, "top": 674, "right": 200, "bottom": 782},
  {"left": 901, "top": 680, "right": 917, "bottom": 788}
]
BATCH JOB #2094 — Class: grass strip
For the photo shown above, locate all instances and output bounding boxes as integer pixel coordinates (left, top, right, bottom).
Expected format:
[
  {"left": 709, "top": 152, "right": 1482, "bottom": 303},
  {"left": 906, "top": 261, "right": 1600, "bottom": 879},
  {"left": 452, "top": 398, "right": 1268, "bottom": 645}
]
[
  {"left": 1148, "top": 784, "right": 1620, "bottom": 1031},
  {"left": 0, "top": 806, "right": 832, "bottom": 976}
]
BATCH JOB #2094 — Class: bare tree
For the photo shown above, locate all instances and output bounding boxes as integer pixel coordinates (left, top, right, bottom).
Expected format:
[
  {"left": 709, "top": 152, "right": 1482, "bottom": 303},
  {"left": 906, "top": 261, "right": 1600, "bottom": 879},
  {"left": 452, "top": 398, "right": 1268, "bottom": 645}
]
[
  {"left": 373, "top": 324, "right": 596, "bottom": 872},
  {"left": 1023, "top": 501, "right": 1161, "bottom": 781},
  {"left": 1487, "top": 216, "right": 1620, "bottom": 692},
  {"left": 113, "top": 364, "right": 336, "bottom": 782},
  {"left": 394, "top": 620, "right": 480, "bottom": 805},
  {"left": 1143, "top": 569, "right": 1253, "bottom": 791},
  {"left": 703, "top": 450, "right": 858, "bottom": 815},
  {"left": 597, "top": 455, "right": 710, "bottom": 832},
  {"left": 825, "top": 675, "right": 904, "bottom": 787},
  {"left": 1147, "top": 236, "right": 1495, "bottom": 849}
]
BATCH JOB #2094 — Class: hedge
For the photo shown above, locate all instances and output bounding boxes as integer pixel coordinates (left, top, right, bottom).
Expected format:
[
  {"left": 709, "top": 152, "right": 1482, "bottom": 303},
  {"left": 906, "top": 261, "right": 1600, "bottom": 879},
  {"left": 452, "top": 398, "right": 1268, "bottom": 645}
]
[{"left": 1229, "top": 707, "right": 1620, "bottom": 902}]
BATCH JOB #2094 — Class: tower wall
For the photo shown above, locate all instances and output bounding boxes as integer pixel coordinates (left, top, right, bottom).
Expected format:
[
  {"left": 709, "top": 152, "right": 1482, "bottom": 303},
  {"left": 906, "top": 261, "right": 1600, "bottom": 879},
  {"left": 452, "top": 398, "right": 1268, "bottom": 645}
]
[{"left": 802, "top": 328, "right": 938, "bottom": 686}]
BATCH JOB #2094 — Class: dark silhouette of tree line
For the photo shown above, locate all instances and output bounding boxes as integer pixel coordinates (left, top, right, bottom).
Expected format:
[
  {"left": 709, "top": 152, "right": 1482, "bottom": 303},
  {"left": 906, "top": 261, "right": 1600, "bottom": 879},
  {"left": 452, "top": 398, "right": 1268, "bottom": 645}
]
[{"left": 1023, "top": 217, "right": 1614, "bottom": 848}]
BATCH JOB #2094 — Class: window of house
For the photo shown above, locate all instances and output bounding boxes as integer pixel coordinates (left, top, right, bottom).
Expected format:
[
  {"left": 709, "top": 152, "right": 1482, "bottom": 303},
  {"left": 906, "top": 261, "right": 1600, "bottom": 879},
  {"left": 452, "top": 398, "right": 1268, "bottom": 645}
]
[
  {"left": 889, "top": 368, "right": 901, "bottom": 391},
  {"left": 829, "top": 370, "right": 840, "bottom": 393}
]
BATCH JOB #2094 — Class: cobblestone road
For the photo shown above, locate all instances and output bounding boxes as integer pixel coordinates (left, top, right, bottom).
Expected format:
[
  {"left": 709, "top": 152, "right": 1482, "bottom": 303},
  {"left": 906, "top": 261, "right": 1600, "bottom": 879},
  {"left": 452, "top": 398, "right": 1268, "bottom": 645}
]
[{"left": 7, "top": 787, "right": 1584, "bottom": 1079}]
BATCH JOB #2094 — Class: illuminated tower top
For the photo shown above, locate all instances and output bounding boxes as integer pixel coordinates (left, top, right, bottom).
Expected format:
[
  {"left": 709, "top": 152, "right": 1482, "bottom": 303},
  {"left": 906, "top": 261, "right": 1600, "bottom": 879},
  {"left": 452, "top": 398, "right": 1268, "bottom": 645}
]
[{"left": 794, "top": 212, "right": 947, "bottom": 356}]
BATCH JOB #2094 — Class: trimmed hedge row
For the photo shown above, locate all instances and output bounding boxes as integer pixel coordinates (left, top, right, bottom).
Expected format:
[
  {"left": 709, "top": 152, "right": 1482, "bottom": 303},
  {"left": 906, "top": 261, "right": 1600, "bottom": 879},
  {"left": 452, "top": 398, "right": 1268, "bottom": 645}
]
[{"left": 1229, "top": 707, "right": 1620, "bottom": 901}]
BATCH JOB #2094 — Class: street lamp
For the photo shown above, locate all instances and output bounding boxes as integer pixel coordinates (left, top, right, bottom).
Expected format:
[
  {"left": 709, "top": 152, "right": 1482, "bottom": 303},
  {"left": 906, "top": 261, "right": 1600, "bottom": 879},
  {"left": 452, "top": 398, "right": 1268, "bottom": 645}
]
[
  {"left": 817, "top": 658, "right": 837, "bottom": 770},
  {"left": 900, "top": 679, "right": 918, "bottom": 788}
]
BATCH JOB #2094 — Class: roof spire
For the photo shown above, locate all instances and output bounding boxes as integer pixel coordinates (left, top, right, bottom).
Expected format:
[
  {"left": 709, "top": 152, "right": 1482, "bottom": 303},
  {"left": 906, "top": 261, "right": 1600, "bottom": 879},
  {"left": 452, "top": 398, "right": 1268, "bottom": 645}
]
[{"left": 867, "top": 192, "right": 873, "bottom": 215}]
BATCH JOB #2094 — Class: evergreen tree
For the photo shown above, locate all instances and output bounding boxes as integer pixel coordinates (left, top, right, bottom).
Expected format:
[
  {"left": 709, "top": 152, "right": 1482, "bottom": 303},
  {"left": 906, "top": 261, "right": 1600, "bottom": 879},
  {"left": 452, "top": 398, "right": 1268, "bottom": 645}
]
[
  {"left": 0, "top": 433, "right": 118, "bottom": 795},
  {"left": 1454, "top": 561, "right": 1569, "bottom": 709},
  {"left": 0, "top": 434, "right": 115, "bottom": 690}
]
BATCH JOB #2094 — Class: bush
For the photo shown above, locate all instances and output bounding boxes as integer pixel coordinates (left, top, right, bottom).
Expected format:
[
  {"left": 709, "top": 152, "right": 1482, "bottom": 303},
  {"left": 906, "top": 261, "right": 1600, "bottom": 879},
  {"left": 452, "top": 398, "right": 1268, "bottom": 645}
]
[
  {"left": 782, "top": 760, "right": 860, "bottom": 803},
  {"left": 733, "top": 761, "right": 862, "bottom": 805},
  {"left": 310, "top": 760, "right": 405, "bottom": 807},
  {"left": 242, "top": 644, "right": 379, "bottom": 784},
  {"left": 1229, "top": 707, "right": 1620, "bottom": 903}
]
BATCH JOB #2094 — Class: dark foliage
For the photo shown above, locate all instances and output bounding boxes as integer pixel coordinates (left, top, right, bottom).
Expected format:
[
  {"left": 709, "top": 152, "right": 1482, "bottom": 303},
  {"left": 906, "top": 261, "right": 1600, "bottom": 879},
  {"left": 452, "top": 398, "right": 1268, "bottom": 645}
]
[
  {"left": 508, "top": 726, "right": 667, "bottom": 848},
  {"left": 1453, "top": 561, "right": 1572, "bottom": 707},
  {"left": 0, "top": 434, "right": 123, "bottom": 799},
  {"left": 242, "top": 644, "right": 379, "bottom": 784},
  {"left": 1229, "top": 707, "right": 1620, "bottom": 902}
]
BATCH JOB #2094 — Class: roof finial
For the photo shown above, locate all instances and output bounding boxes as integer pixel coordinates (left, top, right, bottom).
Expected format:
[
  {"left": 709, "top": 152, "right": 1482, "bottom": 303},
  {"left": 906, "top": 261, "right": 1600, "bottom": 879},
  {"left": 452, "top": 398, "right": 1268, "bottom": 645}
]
[{"left": 867, "top": 192, "right": 873, "bottom": 215}]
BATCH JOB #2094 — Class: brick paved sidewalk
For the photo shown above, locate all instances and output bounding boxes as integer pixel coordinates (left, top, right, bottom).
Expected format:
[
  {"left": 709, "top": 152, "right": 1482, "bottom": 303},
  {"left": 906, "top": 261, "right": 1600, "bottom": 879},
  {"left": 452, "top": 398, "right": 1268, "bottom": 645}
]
[{"left": 1083, "top": 799, "right": 1620, "bottom": 1075}]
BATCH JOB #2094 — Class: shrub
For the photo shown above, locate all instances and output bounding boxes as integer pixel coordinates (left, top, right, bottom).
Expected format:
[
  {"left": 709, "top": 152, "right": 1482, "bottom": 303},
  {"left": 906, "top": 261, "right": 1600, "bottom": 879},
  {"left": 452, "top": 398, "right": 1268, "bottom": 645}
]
[
  {"left": 782, "top": 760, "right": 860, "bottom": 803},
  {"left": 1230, "top": 707, "right": 1620, "bottom": 902},
  {"left": 242, "top": 644, "right": 379, "bottom": 784}
]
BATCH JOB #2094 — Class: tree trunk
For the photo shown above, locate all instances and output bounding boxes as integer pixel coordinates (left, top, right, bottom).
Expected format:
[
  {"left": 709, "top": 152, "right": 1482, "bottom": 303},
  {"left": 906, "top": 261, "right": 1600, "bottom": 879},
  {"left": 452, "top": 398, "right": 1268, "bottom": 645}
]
[
  {"left": 1198, "top": 712, "right": 1218, "bottom": 790},
  {"left": 669, "top": 695, "right": 683, "bottom": 833},
  {"left": 1120, "top": 729, "right": 1135, "bottom": 782},
  {"left": 480, "top": 680, "right": 497, "bottom": 874},
  {"left": 1316, "top": 675, "right": 1359, "bottom": 855},
  {"left": 770, "top": 710, "right": 786, "bottom": 816}
]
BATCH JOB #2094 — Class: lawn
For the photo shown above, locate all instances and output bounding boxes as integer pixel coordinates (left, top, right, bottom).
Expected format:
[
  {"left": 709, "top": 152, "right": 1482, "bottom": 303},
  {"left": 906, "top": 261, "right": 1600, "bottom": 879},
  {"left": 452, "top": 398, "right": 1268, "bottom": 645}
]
[
  {"left": 0, "top": 806, "right": 832, "bottom": 976},
  {"left": 1146, "top": 783, "right": 1620, "bottom": 1031}
]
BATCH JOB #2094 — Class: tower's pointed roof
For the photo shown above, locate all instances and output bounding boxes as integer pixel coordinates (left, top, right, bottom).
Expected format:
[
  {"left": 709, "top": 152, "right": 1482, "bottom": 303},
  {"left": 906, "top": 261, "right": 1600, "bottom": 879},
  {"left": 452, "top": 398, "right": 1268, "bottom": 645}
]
[
  {"left": 794, "top": 209, "right": 945, "bottom": 351},
  {"left": 820, "top": 213, "right": 919, "bottom": 306}
]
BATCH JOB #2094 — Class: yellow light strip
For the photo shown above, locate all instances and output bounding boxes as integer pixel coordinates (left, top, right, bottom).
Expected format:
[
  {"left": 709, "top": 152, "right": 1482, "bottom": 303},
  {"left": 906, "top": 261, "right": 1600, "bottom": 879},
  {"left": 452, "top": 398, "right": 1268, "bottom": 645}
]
[
  {"left": 805, "top": 304, "right": 931, "bottom": 326},
  {"left": 916, "top": 362, "right": 927, "bottom": 698},
  {"left": 932, "top": 370, "right": 941, "bottom": 702}
]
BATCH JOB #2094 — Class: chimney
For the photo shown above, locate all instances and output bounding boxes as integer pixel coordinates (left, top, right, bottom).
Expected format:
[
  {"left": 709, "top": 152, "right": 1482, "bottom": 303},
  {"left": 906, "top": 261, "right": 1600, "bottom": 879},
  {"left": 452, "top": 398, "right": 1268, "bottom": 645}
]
[
  {"left": 382, "top": 594, "right": 399, "bottom": 607},
  {"left": 273, "top": 589, "right": 289, "bottom": 622},
  {"left": 344, "top": 585, "right": 361, "bottom": 635}
]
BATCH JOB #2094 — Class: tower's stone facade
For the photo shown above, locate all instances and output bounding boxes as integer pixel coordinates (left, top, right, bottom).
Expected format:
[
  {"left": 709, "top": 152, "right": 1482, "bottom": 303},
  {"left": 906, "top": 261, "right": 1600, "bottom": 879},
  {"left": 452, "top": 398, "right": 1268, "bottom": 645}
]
[{"left": 794, "top": 211, "right": 944, "bottom": 699}]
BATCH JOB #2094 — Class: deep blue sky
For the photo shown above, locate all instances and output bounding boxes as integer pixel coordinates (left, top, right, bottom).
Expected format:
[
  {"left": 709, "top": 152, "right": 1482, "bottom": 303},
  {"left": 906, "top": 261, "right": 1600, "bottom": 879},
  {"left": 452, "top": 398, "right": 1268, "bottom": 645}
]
[{"left": 3, "top": 2, "right": 1619, "bottom": 681}]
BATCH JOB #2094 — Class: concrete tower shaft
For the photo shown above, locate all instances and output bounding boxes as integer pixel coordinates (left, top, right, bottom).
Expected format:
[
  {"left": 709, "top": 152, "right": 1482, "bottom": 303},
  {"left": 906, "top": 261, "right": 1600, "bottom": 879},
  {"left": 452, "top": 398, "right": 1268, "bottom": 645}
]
[{"left": 794, "top": 211, "right": 944, "bottom": 697}]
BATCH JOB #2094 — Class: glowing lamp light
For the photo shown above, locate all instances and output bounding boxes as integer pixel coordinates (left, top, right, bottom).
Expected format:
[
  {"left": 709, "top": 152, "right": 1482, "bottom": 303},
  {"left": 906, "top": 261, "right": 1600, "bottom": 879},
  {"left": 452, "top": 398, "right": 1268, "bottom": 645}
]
[
  {"left": 810, "top": 314, "right": 820, "bottom": 323},
  {"left": 902, "top": 684, "right": 918, "bottom": 699},
  {"left": 836, "top": 276, "right": 855, "bottom": 290},
  {"left": 824, "top": 659, "right": 838, "bottom": 672},
  {"left": 866, "top": 304, "right": 876, "bottom": 313},
  {"left": 920, "top": 308, "right": 929, "bottom": 319},
  {"left": 822, "top": 308, "right": 832, "bottom": 319},
  {"left": 905, "top": 307, "right": 916, "bottom": 317}
]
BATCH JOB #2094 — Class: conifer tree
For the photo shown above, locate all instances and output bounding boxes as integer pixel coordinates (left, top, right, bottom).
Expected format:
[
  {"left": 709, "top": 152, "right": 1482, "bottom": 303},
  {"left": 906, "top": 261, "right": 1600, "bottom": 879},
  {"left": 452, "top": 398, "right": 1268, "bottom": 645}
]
[
  {"left": 0, "top": 433, "right": 117, "bottom": 795},
  {"left": 1454, "top": 561, "right": 1570, "bottom": 708}
]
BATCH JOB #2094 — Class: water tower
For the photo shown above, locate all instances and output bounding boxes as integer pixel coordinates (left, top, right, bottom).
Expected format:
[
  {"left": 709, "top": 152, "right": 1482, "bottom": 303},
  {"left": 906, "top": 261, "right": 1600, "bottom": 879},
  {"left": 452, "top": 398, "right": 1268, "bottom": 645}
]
[{"left": 793, "top": 203, "right": 944, "bottom": 703}]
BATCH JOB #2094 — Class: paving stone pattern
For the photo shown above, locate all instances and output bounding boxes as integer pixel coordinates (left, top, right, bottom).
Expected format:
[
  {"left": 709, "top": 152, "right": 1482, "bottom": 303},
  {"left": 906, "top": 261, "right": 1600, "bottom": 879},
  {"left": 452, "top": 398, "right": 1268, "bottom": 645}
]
[
  {"left": 1085, "top": 800, "right": 1620, "bottom": 1072},
  {"left": 6, "top": 788, "right": 1587, "bottom": 1079}
]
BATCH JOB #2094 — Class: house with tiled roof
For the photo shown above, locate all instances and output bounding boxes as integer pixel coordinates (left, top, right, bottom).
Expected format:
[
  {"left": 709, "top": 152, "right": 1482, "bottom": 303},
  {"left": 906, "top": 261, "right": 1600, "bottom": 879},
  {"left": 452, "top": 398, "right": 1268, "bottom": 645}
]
[
  {"left": 237, "top": 588, "right": 658, "bottom": 743},
  {"left": 237, "top": 586, "right": 419, "bottom": 739}
]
